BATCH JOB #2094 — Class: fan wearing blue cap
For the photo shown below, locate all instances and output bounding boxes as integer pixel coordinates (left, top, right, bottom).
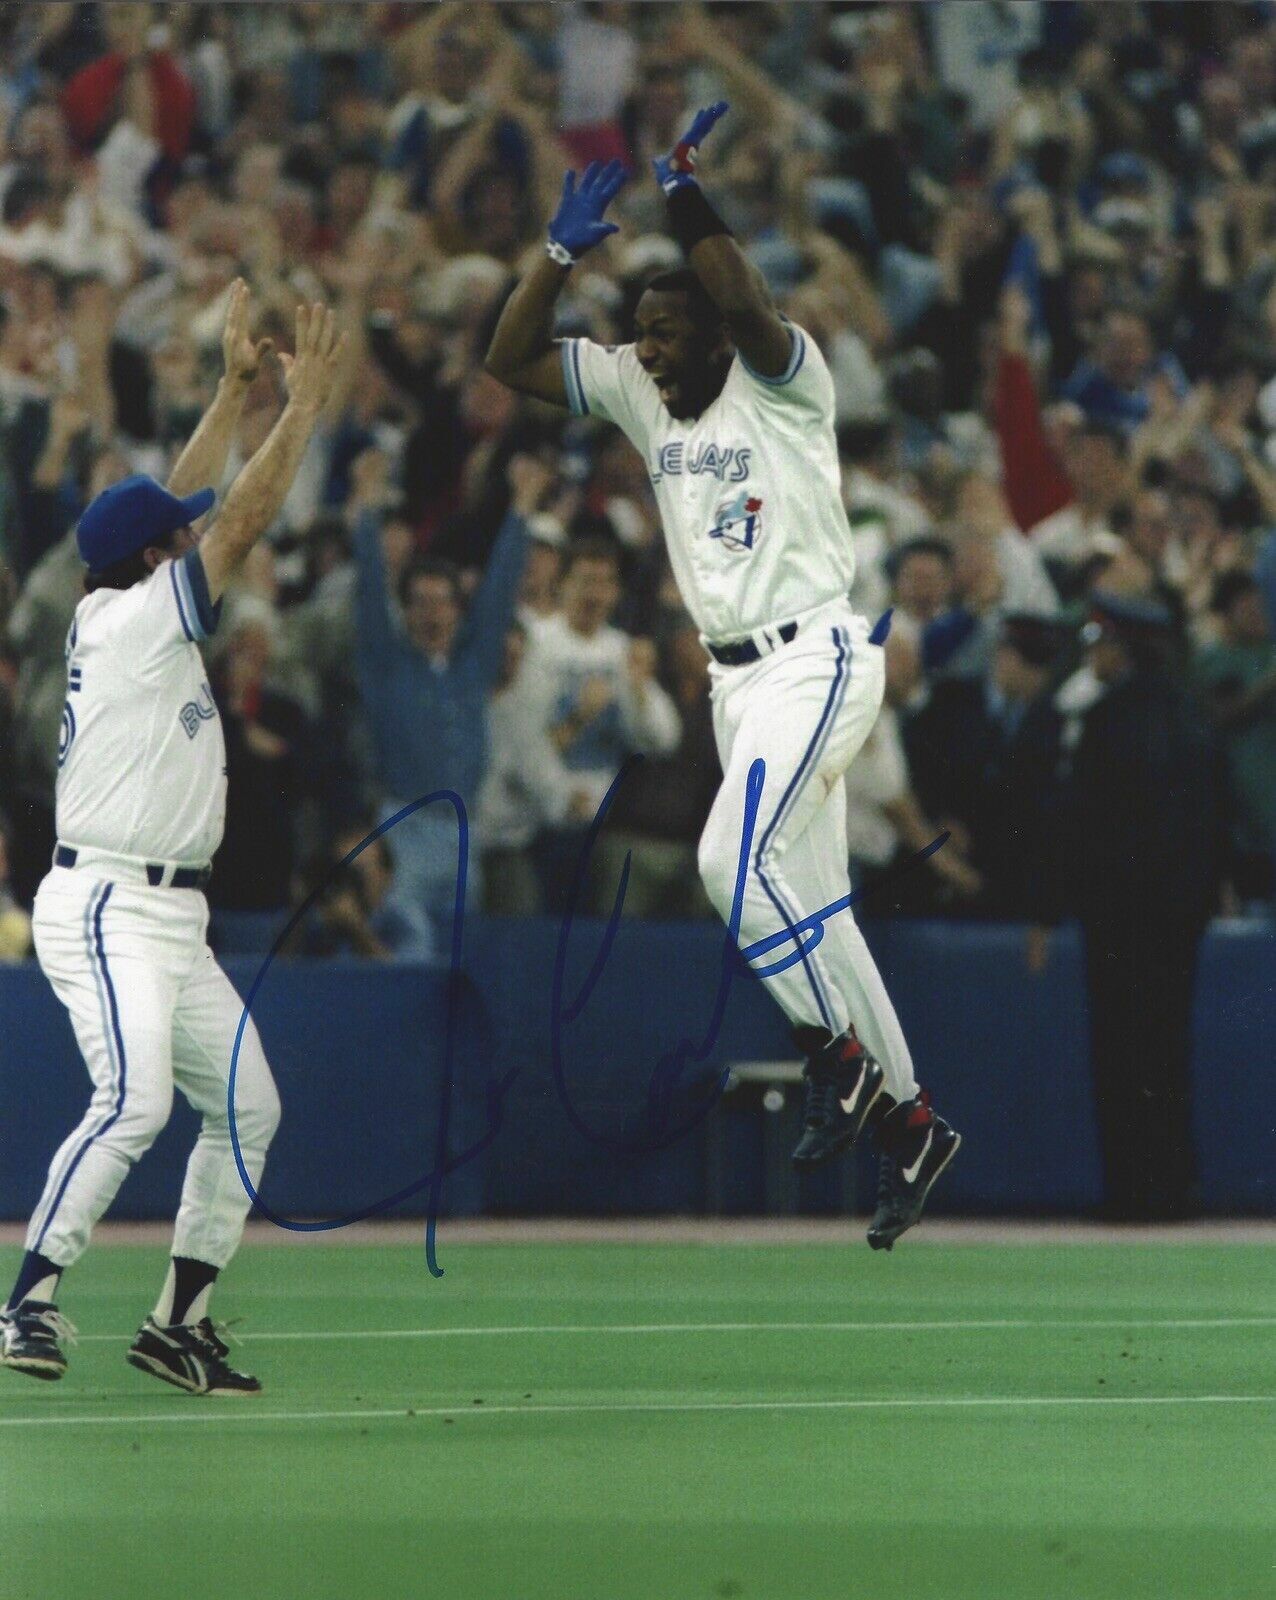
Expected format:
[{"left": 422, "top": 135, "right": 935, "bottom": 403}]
[{"left": 1, "top": 290, "right": 349, "bottom": 1398}]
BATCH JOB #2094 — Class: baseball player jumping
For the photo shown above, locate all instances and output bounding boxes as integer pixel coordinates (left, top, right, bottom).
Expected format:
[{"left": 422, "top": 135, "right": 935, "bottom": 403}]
[
  {"left": 0, "top": 288, "right": 346, "bottom": 1392},
  {"left": 486, "top": 105, "right": 960, "bottom": 1248}
]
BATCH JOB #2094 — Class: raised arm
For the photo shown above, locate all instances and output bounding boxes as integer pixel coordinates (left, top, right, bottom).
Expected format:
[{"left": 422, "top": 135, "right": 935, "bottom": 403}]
[
  {"left": 167, "top": 280, "right": 272, "bottom": 499},
  {"left": 484, "top": 160, "right": 628, "bottom": 405},
  {"left": 199, "top": 303, "right": 346, "bottom": 602},
  {"left": 462, "top": 454, "right": 550, "bottom": 682},
  {"left": 654, "top": 103, "right": 792, "bottom": 378}
]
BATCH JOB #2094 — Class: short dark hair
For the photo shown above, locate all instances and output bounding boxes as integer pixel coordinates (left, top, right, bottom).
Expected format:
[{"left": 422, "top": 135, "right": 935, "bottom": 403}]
[
  {"left": 399, "top": 555, "right": 463, "bottom": 609},
  {"left": 561, "top": 535, "right": 622, "bottom": 578},
  {"left": 84, "top": 530, "right": 182, "bottom": 592},
  {"left": 886, "top": 535, "right": 956, "bottom": 581},
  {"left": 638, "top": 268, "right": 724, "bottom": 332}
]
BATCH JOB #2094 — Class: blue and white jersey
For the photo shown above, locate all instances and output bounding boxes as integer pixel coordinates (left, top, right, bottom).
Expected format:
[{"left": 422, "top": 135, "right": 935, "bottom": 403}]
[
  {"left": 55, "top": 549, "right": 226, "bottom": 864},
  {"left": 560, "top": 323, "right": 856, "bottom": 642}
]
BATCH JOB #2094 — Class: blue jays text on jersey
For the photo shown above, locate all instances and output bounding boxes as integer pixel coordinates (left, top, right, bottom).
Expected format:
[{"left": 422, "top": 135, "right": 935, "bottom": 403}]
[
  {"left": 650, "top": 442, "right": 752, "bottom": 485},
  {"left": 180, "top": 682, "right": 218, "bottom": 739}
]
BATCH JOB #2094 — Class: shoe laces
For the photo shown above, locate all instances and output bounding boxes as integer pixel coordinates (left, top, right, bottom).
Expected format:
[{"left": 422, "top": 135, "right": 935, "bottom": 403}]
[
  {"left": 802, "top": 1071, "right": 840, "bottom": 1129},
  {"left": 876, "top": 1154, "right": 898, "bottom": 1205},
  {"left": 31, "top": 1306, "right": 78, "bottom": 1347},
  {"left": 191, "top": 1317, "right": 244, "bottom": 1362}
]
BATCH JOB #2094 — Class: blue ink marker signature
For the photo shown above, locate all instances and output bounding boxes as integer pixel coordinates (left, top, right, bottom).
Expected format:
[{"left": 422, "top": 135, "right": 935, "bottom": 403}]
[
  {"left": 549, "top": 754, "right": 948, "bottom": 1153},
  {"left": 228, "top": 753, "right": 947, "bottom": 1276}
]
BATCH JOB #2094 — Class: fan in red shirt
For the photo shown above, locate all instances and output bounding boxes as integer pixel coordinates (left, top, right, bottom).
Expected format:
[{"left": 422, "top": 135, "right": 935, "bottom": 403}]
[{"left": 60, "top": 5, "right": 195, "bottom": 170}]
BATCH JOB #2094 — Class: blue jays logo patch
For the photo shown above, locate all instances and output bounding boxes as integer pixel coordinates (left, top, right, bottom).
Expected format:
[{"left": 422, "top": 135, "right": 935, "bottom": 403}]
[{"left": 709, "top": 490, "right": 764, "bottom": 553}]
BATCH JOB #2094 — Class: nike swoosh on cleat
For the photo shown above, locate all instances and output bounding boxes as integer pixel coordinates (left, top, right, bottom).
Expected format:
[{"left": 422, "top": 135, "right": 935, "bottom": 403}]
[
  {"left": 838, "top": 1069, "right": 867, "bottom": 1115},
  {"left": 901, "top": 1127, "right": 934, "bottom": 1185}
]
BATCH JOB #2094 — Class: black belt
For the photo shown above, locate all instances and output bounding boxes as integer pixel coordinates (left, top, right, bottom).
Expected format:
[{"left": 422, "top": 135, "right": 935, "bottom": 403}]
[
  {"left": 707, "top": 620, "right": 798, "bottom": 667},
  {"left": 54, "top": 844, "right": 212, "bottom": 891}
]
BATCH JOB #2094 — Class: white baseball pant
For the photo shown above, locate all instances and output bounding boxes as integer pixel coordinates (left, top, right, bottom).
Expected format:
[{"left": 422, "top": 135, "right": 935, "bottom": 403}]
[
  {"left": 698, "top": 601, "right": 919, "bottom": 1102},
  {"left": 26, "top": 863, "right": 280, "bottom": 1269}
]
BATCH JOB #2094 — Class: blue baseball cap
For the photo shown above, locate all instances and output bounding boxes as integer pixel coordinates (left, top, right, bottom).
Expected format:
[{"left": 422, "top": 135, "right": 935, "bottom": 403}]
[{"left": 76, "top": 474, "right": 215, "bottom": 573}]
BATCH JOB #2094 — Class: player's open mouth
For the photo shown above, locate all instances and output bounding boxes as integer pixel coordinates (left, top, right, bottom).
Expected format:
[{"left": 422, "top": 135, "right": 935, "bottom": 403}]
[{"left": 652, "top": 374, "right": 678, "bottom": 403}]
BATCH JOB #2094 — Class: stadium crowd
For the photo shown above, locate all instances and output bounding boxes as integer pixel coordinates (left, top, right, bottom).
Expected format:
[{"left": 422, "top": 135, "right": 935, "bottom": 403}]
[{"left": 1, "top": 0, "right": 1275, "bottom": 968}]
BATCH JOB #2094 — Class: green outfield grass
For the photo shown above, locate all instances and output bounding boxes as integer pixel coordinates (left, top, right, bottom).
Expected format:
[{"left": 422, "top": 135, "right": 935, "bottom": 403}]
[{"left": 2, "top": 1235, "right": 1274, "bottom": 1600}]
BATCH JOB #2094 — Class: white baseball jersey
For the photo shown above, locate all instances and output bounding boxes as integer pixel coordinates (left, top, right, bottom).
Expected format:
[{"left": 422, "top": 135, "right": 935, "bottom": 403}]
[
  {"left": 560, "top": 324, "right": 855, "bottom": 642},
  {"left": 55, "top": 548, "right": 226, "bottom": 864}
]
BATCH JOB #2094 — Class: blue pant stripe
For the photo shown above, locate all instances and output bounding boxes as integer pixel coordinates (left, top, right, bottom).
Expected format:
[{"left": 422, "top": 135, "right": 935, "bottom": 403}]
[
  {"left": 753, "top": 627, "right": 851, "bottom": 1027},
  {"left": 33, "top": 885, "right": 127, "bottom": 1253},
  {"left": 28, "top": 885, "right": 107, "bottom": 1243}
]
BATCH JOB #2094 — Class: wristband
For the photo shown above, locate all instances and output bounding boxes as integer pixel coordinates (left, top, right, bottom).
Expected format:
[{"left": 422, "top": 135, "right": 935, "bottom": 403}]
[
  {"left": 665, "top": 184, "right": 732, "bottom": 256},
  {"left": 546, "top": 238, "right": 576, "bottom": 268}
]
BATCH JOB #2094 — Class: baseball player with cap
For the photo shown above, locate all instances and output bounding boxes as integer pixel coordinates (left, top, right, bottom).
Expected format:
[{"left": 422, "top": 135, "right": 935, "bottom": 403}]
[
  {"left": 486, "top": 105, "right": 960, "bottom": 1248},
  {"left": 0, "top": 287, "right": 346, "bottom": 1394}
]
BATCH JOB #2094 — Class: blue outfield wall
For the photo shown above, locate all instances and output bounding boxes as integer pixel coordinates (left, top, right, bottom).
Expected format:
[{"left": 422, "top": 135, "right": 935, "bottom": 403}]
[{"left": 0, "top": 916, "right": 1273, "bottom": 1223}]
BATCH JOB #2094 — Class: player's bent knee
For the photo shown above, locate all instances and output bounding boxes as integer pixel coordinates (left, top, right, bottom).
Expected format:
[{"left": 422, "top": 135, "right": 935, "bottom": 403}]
[
  {"left": 236, "top": 1074, "right": 281, "bottom": 1151},
  {"left": 114, "top": 1086, "right": 175, "bottom": 1154}
]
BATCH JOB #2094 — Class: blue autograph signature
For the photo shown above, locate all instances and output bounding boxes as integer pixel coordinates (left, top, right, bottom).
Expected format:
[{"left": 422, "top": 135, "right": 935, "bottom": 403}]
[{"left": 227, "top": 760, "right": 947, "bottom": 1277}]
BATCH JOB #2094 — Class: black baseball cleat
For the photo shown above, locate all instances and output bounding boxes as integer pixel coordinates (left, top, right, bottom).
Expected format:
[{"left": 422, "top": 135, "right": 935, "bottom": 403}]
[
  {"left": 791, "top": 1029, "right": 885, "bottom": 1167},
  {"left": 867, "top": 1094, "right": 961, "bottom": 1251},
  {"left": 0, "top": 1300, "right": 77, "bottom": 1381},
  {"left": 126, "top": 1316, "right": 261, "bottom": 1395}
]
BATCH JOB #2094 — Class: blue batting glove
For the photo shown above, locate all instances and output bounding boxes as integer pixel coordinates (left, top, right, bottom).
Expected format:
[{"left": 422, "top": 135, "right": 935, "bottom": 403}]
[
  {"left": 546, "top": 160, "right": 628, "bottom": 266},
  {"left": 653, "top": 101, "right": 730, "bottom": 194}
]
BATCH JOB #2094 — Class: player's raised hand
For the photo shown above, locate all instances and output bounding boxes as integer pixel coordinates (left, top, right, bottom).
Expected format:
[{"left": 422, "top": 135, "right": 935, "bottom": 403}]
[
  {"left": 221, "top": 278, "right": 273, "bottom": 387},
  {"left": 278, "top": 302, "right": 347, "bottom": 414},
  {"left": 546, "top": 159, "right": 628, "bottom": 266},
  {"left": 653, "top": 101, "right": 729, "bottom": 194}
]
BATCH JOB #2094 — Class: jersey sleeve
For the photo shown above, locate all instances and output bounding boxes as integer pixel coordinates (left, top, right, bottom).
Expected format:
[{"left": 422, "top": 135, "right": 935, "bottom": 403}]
[
  {"left": 558, "top": 338, "right": 650, "bottom": 441},
  {"left": 119, "top": 550, "right": 222, "bottom": 675},
  {"left": 734, "top": 321, "right": 834, "bottom": 423}
]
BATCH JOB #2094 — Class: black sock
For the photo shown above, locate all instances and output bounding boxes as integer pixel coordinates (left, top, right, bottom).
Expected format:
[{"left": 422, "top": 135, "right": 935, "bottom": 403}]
[
  {"left": 158, "top": 1257, "right": 220, "bottom": 1327},
  {"left": 7, "top": 1250, "right": 62, "bottom": 1311},
  {"left": 792, "top": 1024, "right": 833, "bottom": 1059}
]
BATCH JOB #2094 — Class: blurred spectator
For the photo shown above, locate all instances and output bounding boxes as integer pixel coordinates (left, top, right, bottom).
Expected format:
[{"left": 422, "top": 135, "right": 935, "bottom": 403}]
[
  {"left": 386, "top": 9, "right": 534, "bottom": 217},
  {"left": 951, "top": 469, "right": 1059, "bottom": 619},
  {"left": 0, "top": 813, "right": 32, "bottom": 961},
  {"left": 903, "top": 610, "right": 1073, "bottom": 916},
  {"left": 5, "top": 522, "right": 82, "bottom": 899},
  {"left": 60, "top": 4, "right": 197, "bottom": 206},
  {"left": 352, "top": 453, "right": 545, "bottom": 953},
  {"left": 885, "top": 534, "right": 957, "bottom": 651},
  {"left": 208, "top": 602, "right": 310, "bottom": 955},
  {"left": 590, "top": 621, "right": 719, "bottom": 920},
  {"left": 516, "top": 509, "right": 567, "bottom": 639},
  {"left": 848, "top": 629, "right": 983, "bottom": 918},
  {"left": 1061, "top": 306, "right": 1188, "bottom": 435},
  {"left": 1194, "top": 570, "right": 1276, "bottom": 904},
  {"left": 520, "top": 537, "right": 680, "bottom": 912},
  {"left": 840, "top": 415, "right": 929, "bottom": 622},
  {"left": 296, "top": 816, "right": 435, "bottom": 962},
  {"left": 476, "top": 620, "right": 585, "bottom": 916}
]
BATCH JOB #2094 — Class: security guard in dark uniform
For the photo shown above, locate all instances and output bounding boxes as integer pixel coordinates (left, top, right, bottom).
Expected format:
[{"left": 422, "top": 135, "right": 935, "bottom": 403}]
[
  {"left": 1048, "top": 591, "right": 1225, "bottom": 1219},
  {"left": 902, "top": 611, "right": 1072, "bottom": 919}
]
